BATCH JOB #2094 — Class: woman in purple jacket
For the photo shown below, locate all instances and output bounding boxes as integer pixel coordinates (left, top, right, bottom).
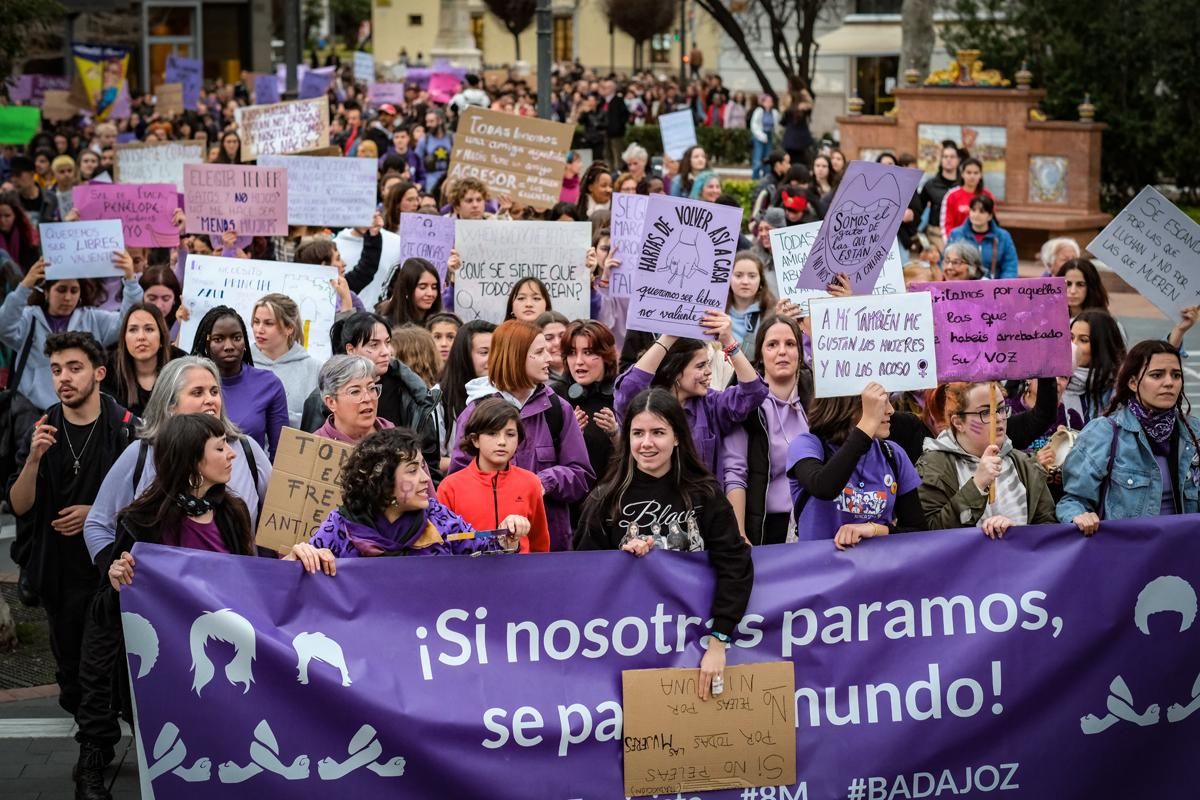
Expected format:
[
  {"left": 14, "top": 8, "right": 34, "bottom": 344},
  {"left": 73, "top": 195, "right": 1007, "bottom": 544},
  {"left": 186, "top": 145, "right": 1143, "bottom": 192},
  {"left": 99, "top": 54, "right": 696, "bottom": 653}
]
[
  {"left": 614, "top": 310, "right": 769, "bottom": 480},
  {"left": 448, "top": 320, "right": 595, "bottom": 551}
]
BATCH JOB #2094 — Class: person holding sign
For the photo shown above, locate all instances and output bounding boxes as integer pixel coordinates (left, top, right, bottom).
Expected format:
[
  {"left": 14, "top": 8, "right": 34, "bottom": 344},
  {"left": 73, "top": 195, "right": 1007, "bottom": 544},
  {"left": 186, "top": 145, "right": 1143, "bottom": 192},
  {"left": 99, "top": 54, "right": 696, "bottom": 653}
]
[
  {"left": 945, "top": 195, "right": 1018, "bottom": 279},
  {"left": 1057, "top": 341, "right": 1200, "bottom": 534},
  {"left": 787, "top": 383, "right": 924, "bottom": 548},
  {"left": 574, "top": 388, "right": 753, "bottom": 700},
  {"left": 378, "top": 258, "right": 444, "bottom": 328},
  {"left": 0, "top": 254, "right": 142, "bottom": 422},
  {"left": 916, "top": 382, "right": 1057, "bottom": 537}
]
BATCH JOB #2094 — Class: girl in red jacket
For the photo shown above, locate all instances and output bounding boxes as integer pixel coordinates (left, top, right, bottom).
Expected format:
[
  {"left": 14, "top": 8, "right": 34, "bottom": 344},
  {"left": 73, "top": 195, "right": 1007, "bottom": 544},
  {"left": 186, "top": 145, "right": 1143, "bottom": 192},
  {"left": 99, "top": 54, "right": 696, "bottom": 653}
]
[{"left": 437, "top": 397, "right": 551, "bottom": 553}]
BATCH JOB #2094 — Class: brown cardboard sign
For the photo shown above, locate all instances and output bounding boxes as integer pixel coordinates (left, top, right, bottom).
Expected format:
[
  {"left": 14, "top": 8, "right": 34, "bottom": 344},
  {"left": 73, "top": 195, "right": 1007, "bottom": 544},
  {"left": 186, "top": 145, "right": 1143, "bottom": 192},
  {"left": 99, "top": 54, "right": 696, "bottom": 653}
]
[
  {"left": 42, "top": 90, "right": 78, "bottom": 122},
  {"left": 446, "top": 106, "right": 572, "bottom": 210},
  {"left": 621, "top": 662, "right": 796, "bottom": 797},
  {"left": 234, "top": 96, "right": 330, "bottom": 162},
  {"left": 255, "top": 427, "right": 352, "bottom": 553},
  {"left": 157, "top": 82, "right": 184, "bottom": 116}
]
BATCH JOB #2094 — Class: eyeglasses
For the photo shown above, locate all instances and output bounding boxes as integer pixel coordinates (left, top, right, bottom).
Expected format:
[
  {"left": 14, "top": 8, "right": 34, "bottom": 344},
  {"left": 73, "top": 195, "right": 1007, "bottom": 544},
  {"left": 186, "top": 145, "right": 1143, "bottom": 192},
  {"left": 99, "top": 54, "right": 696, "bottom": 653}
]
[
  {"left": 944, "top": 257, "right": 969, "bottom": 267},
  {"left": 956, "top": 405, "right": 1013, "bottom": 424},
  {"left": 339, "top": 384, "right": 382, "bottom": 402}
]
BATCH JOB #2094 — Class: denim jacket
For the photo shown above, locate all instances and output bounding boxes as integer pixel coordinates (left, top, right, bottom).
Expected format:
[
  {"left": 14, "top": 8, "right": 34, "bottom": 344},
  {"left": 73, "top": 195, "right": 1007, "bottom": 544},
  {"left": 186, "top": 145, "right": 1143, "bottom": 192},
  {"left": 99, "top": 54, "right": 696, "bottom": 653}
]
[{"left": 1056, "top": 406, "right": 1200, "bottom": 522}]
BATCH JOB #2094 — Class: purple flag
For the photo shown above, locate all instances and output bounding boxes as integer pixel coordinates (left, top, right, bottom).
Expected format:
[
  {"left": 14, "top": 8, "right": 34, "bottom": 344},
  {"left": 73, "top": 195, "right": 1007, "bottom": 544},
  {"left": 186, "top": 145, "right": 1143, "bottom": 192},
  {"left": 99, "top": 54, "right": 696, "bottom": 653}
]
[
  {"left": 624, "top": 195, "right": 742, "bottom": 338},
  {"left": 254, "top": 74, "right": 280, "bottom": 106},
  {"left": 913, "top": 277, "right": 1073, "bottom": 382},
  {"left": 398, "top": 213, "right": 455, "bottom": 283},
  {"left": 72, "top": 182, "right": 181, "bottom": 247},
  {"left": 121, "top": 518, "right": 1200, "bottom": 798},
  {"left": 794, "top": 161, "right": 922, "bottom": 294}
]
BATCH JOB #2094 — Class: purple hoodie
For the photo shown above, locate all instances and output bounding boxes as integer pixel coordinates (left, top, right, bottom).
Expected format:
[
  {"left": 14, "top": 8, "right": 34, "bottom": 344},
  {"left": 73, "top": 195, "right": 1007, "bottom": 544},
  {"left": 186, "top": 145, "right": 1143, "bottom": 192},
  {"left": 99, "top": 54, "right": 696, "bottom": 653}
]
[
  {"left": 614, "top": 366, "right": 769, "bottom": 483},
  {"left": 448, "top": 381, "right": 595, "bottom": 551}
]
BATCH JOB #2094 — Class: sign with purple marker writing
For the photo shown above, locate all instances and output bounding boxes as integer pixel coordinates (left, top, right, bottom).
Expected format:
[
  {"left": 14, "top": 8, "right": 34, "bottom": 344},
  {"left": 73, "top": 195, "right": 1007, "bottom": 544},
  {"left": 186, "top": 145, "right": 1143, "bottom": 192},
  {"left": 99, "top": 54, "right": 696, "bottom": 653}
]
[
  {"left": 913, "top": 278, "right": 1071, "bottom": 382},
  {"left": 183, "top": 164, "right": 288, "bottom": 237},
  {"left": 608, "top": 192, "right": 648, "bottom": 298},
  {"left": 399, "top": 214, "right": 455, "bottom": 283},
  {"left": 624, "top": 195, "right": 741, "bottom": 338},
  {"left": 39, "top": 220, "right": 125, "bottom": 280},
  {"left": 73, "top": 183, "right": 180, "bottom": 247},
  {"left": 794, "top": 161, "right": 922, "bottom": 294}
]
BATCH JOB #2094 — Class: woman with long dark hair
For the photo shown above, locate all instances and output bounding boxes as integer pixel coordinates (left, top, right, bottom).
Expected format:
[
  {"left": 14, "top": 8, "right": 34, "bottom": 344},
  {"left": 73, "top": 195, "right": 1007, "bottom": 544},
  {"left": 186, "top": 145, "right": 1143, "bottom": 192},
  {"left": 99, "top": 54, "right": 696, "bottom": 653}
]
[
  {"left": 780, "top": 79, "right": 814, "bottom": 167},
  {"left": 575, "top": 387, "right": 753, "bottom": 701},
  {"left": 505, "top": 276, "right": 551, "bottom": 323},
  {"left": 1058, "top": 340, "right": 1200, "bottom": 533},
  {"left": 669, "top": 146, "right": 708, "bottom": 198},
  {"left": 553, "top": 320, "right": 620, "bottom": 513},
  {"left": 213, "top": 131, "right": 242, "bottom": 164},
  {"left": 377, "top": 257, "right": 443, "bottom": 328},
  {"left": 101, "top": 303, "right": 176, "bottom": 416},
  {"left": 1064, "top": 309, "right": 1126, "bottom": 431},
  {"left": 939, "top": 156, "right": 993, "bottom": 234},
  {"left": 0, "top": 193, "right": 40, "bottom": 270},
  {"left": 575, "top": 161, "right": 613, "bottom": 219},
  {"left": 139, "top": 264, "right": 185, "bottom": 334},
  {"left": 437, "top": 319, "right": 495, "bottom": 472}
]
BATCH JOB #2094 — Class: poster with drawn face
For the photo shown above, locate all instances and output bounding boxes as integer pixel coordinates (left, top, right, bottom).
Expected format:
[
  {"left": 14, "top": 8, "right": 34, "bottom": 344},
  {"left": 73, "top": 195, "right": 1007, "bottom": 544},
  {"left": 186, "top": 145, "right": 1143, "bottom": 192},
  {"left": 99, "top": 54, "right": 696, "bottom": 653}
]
[
  {"left": 624, "top": 195, "right": 742, "bottom": 339},
  {"left": 792, "top": 161, "right": 922, "bottom": 295}
]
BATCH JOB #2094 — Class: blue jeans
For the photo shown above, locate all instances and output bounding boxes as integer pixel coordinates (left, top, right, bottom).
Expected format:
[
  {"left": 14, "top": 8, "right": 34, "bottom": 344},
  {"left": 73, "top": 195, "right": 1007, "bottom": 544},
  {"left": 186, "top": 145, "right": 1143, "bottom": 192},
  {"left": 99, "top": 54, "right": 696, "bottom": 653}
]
[{"left": 751, "top": 139, "right": 770, "bottom": 179}]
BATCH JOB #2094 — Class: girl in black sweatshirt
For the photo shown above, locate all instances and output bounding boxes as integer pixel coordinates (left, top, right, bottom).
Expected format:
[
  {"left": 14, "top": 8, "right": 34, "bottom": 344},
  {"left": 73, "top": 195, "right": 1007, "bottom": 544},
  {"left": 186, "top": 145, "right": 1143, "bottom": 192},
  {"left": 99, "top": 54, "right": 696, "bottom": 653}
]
[{"left": 574, "top": 387, "right": 753, "bottom": 701}]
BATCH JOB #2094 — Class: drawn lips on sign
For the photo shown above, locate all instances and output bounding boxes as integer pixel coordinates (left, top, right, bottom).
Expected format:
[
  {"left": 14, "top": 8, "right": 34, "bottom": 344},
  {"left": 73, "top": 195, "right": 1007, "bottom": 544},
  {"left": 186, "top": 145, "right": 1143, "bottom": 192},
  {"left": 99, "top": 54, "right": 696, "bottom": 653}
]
[{"left": 826, "top": 173, "right": 901, "bottom": 269}]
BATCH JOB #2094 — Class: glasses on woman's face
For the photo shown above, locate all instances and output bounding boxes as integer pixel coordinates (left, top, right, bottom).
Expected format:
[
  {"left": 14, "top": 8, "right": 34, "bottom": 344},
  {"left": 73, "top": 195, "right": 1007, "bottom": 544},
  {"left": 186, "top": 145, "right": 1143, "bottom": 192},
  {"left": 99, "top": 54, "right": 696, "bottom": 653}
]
[
  {"left": 944, "top": 257, "right": 969, "bottom": 268},
  {"left": 957, "top": 405, "right": 1013, "bottom": 425},
  {"left": 339, "top": 383, "right": 382, "bottom": 402}
]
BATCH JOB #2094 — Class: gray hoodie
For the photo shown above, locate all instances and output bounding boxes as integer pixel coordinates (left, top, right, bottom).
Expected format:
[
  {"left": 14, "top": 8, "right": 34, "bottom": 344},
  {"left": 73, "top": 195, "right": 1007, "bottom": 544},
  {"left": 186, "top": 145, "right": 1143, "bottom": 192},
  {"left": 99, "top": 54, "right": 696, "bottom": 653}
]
[
  {"left": 918, "top": 429, "right": 1029, "bottom": 527},
  {"left": 253, "top": 342, "right": 321, "bottom": 428}
]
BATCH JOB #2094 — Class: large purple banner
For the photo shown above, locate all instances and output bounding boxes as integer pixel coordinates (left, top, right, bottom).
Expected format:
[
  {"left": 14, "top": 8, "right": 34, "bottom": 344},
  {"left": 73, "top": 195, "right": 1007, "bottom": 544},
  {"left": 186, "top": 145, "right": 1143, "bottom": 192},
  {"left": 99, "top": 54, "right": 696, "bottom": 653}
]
[{"left": 121, "top": 519, "right": 1200, "bottom": 798}]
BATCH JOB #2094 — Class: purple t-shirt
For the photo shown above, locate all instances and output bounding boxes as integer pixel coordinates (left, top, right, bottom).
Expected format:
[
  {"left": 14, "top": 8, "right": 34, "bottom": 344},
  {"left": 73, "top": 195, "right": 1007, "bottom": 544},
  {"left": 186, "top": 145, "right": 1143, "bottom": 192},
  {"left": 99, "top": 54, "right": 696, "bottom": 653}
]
[
  {"left": 164, "top": 516, "right": 229, "bottom": 553},
  {"left": 786, "top": 434, "right": 921, "bottom": 540}
]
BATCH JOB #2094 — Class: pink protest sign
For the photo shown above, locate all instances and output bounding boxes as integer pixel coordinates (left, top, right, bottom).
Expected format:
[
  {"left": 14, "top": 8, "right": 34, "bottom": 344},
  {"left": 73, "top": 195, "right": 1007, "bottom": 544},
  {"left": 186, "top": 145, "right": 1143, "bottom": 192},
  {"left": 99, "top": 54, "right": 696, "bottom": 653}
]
[
  {"left": 912, "top": 277, "right": 1072, "bottom": 382},
  {"left": 367, "top": 83, "right": 407, "bottom": 105},
  {"left": 182, "top": 164, "right": 288, "bottom": 237},
  {"left": 794, "top": 160, "right": 922, "bottom": 294},
  {"left": 399, "top": 213, "right": 455, "bottom": 283},
  {"left": 428, "top": 73, "right": 461, "bottom": 104},
  {"left": 72, "top": 183, "right": 180, "bottom": 247},
  {"left": 623, "top": 195, "right": 741, "bottom": 339}
]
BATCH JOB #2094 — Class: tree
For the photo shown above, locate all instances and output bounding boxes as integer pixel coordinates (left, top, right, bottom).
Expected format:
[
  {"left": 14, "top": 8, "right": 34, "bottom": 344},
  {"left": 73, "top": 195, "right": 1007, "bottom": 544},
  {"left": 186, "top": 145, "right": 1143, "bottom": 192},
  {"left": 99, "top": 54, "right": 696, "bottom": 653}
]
[
  {"left": 604, "top": 0, "right": 675, "bottom": 71},
  {"left": 0, "top": 0, "right": 65, "bottom": 80},
  {"left": 482, "top": 0, "right": 537, "bottom": 61},
  {"left": 900, "top": 0, "right": 936, "bottom": 79}
]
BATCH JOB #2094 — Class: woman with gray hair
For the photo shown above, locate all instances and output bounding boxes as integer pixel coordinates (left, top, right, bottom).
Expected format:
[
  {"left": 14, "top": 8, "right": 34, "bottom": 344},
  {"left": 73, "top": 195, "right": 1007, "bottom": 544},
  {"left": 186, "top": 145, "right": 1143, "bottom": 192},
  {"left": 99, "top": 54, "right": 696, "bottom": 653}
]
[
  {"left": 1038, "top": 237, "right": 1081, "bottom": 277},
  {"left": 940, "top": 241, "right": 984, "bottom": 281},
  {"left": 314, "top": 355, "right": 395, "bottom": 444},
  {"left": 620, "top": 143, "right": 648, "bottom": 184},
  {"left": 82, "top": 356, "right": 272, "bottom": 564}
]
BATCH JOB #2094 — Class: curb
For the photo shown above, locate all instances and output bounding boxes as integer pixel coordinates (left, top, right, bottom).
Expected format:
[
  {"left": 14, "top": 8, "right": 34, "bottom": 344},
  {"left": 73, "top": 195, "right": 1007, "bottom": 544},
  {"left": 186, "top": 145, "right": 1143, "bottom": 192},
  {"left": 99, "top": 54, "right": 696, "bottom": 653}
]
[{"left": 0, "top": 684, "right": 58, "bottom": 703}]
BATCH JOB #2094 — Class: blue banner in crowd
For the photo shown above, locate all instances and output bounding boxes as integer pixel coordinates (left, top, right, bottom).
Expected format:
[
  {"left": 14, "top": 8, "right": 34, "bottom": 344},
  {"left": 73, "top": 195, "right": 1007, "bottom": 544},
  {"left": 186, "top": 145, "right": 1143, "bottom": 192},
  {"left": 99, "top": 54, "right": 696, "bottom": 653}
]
[{"left": 121, "top": 518, "right": 1200, "bottom": 798}]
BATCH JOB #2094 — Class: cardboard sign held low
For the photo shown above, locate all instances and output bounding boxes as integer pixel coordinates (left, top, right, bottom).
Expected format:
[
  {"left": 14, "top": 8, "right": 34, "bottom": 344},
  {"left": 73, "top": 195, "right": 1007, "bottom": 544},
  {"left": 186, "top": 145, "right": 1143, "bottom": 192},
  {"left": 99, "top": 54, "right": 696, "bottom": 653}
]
[
  {"left": 622, "top": 662, "right": 796, "bottom": 797},
  {"left": 256, "top": 428, "right": 352, "bottom": 554}
]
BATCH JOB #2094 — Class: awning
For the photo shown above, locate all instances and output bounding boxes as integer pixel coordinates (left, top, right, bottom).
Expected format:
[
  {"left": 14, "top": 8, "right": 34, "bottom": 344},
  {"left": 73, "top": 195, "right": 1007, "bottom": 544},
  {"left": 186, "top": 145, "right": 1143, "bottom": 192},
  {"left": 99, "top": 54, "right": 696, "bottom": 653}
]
[{"left": 815, "top": 23, "right": 902, "bottom": 57}]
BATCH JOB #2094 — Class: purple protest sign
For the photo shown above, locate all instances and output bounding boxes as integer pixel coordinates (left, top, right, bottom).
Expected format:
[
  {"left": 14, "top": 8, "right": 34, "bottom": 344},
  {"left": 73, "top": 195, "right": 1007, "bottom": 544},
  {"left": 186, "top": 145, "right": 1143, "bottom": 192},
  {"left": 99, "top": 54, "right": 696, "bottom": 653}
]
[
  {"left": 624, "top": 195, "right": 741, "bottom": 338},
  {"left": 608, "top": 192, "right": 647, "bottom": 298},
  {"left": 913, "top": 278, "right": 1072, "bottom": 382},
  {"left": 73, "top": 183, "right": 181, "bottom": 247},
  {"left": 254, "top": 74, "right": 280, "bottom": 105},
  {"left": 183, "top": 164, "right": 288, "bottom": 237},
  {"left": 121, "top": 518, "right": 1200, "bottom": 799},
  {"left": 399, "top": 213, "right": 455, "bottom": 283},
  {"left": 165, "top": 55, "right": 202, "bottom": 108},
  {"left": 367, "top": 82, "right": 406, "bottom": 106},
  {"left": 794, "top": 160, "right": 922, "bottom": 294},
  {"left": 299, "top": 67, "right": 334, "bottom": 100},
  {"left": 428, "top": 73, "right": 461, "bottom": 104}
]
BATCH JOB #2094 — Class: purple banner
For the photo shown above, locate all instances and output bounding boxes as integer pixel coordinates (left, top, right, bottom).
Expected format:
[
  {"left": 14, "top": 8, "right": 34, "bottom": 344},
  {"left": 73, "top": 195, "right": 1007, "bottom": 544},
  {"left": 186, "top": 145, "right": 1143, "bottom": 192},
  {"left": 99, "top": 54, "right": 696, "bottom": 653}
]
[
  {"left": 299, "top": 68, "right": 334, "bottom": 100},
  {"left": 794, "top": 161, "right": 922, "bottom": 294},
  {"left": 165, "top": 55, "right": 202, "bottom": 109},
  {"left": 121, "top": 518, "right": 1200, "bottom": 798},
  {"left": 912, "top": 277, "right": 1072, "bottom": 382},
  {"left": 254, "top": 74, "right": 280, "bottom": 105},
  {"left": 367, "top": 83, "right": 407, "bottom": 106},
  {"left": 624, "top": 195, "right": 740, "bottom": 338},
  {"left": 72, "top": 182, "right": 181, "bottom": 247},
  {"left": 398, "top": 213, "right": 455, "bottom": 283}
]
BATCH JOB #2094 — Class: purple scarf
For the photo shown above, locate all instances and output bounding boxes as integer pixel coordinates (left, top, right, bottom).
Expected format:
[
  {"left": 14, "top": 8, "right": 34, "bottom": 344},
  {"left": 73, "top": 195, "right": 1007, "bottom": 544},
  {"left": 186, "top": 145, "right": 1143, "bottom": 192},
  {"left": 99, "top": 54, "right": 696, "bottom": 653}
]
[
  {"left": 340, "top": 507, "right": 427, "bottom": 557},
  {"left": 1128, "top": 397, "right": 1177, "bottom": 456}
]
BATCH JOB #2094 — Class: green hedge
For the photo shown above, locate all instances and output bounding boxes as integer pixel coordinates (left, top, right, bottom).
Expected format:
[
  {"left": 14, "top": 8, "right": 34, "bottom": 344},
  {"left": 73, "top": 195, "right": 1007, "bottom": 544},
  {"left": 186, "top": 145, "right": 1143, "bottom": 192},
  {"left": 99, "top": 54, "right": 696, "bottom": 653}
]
[
  {"left": 623, "top": 125, "right": 752, "bottom": 166},
  {"left": 722, "top": 179, "right": 755, "bottom": 227}
]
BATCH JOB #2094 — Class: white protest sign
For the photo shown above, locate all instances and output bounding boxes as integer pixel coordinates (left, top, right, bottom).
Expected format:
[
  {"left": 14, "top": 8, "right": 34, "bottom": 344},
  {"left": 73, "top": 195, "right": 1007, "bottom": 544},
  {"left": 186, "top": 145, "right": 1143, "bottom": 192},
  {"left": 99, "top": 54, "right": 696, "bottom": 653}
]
[
  {"left": 234, "top": 97, "right": 330, "bottom": 162},
  {"left": 353, "top": 52, "right": 375, "bottom": 83},
  {"left": 608, "top": 192, "right": 648, "bottom": 298},
  {"left": 1088, "top": 186, "right": 1200, "bottom": 320},
  {"left": 658, "top": 110, "right": 697, "bottom": 160},
  {"left": 114, "top": 140, "right": 205, "bottom": 192},
  {"left": 770, "top": 222, "right": 906, "bottom": 316},
  {"left": 178, "top": 254, "right": 339, "bottom": 361},
  {"left": 258, "top": 154, "right": 376, "bottom": 227},
  {"left": 811, "top": 292, "right": 938, "bottom": 398},
  {"left": 40, "top": 220, "right": 126, "bottom": 279},
  {"left": 454, "top": 220, "right": 591, "bottom": 323}
]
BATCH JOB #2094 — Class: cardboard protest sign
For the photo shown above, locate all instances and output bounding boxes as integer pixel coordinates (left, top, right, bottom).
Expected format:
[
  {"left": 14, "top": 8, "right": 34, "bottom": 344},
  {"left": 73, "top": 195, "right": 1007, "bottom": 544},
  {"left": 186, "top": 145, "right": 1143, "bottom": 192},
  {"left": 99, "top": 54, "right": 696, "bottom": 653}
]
[
  {"left": 165, "top": 55, "right": 202, "bottom": 108},
  {"left": 0, "top": 107, "right": 40, "bottom": 145},
  {"left": 811, "top": 292, "right": 938, "bottom": 398},
  {"left": 299, "top": 67, "right": 334, "bottom": 100},
  {"left": 658, "top": 109, "right": 697, "bottom": 160},
  {"left": 1088, "top": 186, "right": 1200, "bottom": 320},
  {"left": 794, "top": 161, "right": 922, "bottom": 294},
  {"left": 621, "top": 663, "right": 796, "bottom": 797},
  {"left": 253, "top": 73, "right": 280, "bottom": 105},
  {"left": 41, "top": 90, "right": 78, "bottom": 122},
  {"left": 114, "top": 140, "right": 205, "bottom": 192},
  {"left": 353, "top": 51, "right": 375, "bottom": 82},
  {"left": 182, "top": 163, "right": 288, "bottom": 237},
  {"left": 367, "top": 82, "right": 407, "bottom": 105},
  {"left": 429, "top": 72, "right": 461, "bottom": 104},
  {"left": 72, "top": 183, "right": 180, "bottom": 248},
  {"left": 447, "top": 106, "right": 573, "bottom": 209},
  {"left": 455, "top": 220, "right": 590, "bottom": 323},
  {"left": 912, "top": 278, "right": 1072, "bottom": 382},
  {"left": 155, "top": 83, "right": 184, "bottom": 117},
  {"left": 40, "top": 220, "right": 125, "bottom": 280},
  {"left": 399, "top": 213, "right": 456, "bottom": 283},
  {"left": 256, "top": 427, "right": 352, "bottom": 553},
  {"left": 770, "top": 221, "right": 906, "bottom": 316},
  {"left": 234, "top": 97, "right": 330, "bottom": 161},
  {"left": 178, "top": 254, "right": 339, "bottom": 359},
  {"left": 609, "top": 193, "right": 648, "bottom": 298},
  {"left": 258, "top": 155, "right": 376, "bottom": 227},
  {"left": 623, "top": 196, "right": 741, "bottom": 338}
]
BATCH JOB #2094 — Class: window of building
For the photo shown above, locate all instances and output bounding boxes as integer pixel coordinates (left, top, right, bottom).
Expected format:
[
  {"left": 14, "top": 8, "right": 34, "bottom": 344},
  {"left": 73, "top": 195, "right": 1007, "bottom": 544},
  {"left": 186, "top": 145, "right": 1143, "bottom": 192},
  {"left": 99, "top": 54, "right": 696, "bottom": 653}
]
[
  {"left": 553, "top": 16, "right": 572, "bottom": 62},
  {"left": 855, "top": 55, "right": 899, "bottom": 115},
  {"left": 471, "top": 14, "right": 484, "bottom": 51},
  {"left": 854, "top": 0, "right": 902, "bottom": 13},
  {"left": 650, "top": 34, "right": 672, "bottom": 64},
  {"left": 408, "top": 14, "right": 423, "bottom": 26}
]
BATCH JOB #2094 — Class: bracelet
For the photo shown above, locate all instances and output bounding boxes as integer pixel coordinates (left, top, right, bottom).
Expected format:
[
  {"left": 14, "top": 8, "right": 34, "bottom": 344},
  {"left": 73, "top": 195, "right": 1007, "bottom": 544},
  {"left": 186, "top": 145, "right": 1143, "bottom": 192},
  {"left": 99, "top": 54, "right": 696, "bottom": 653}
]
[
  {"left": 653, "top": 339, "right": 670, "bottom": 354},
  {"left": 722, "top": 341, "right": 741, "bottom": 360},
  {"left": 709, "top": 630, "right": 732, "bottom": 644}
]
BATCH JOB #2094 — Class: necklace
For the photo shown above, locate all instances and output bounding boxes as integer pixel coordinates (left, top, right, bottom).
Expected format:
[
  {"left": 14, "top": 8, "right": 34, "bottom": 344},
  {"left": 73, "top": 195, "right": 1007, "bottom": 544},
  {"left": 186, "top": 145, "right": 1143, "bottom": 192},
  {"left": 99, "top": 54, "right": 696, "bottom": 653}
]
[{"left": 62, "top": 417, "right": 99, "bottom": 476}]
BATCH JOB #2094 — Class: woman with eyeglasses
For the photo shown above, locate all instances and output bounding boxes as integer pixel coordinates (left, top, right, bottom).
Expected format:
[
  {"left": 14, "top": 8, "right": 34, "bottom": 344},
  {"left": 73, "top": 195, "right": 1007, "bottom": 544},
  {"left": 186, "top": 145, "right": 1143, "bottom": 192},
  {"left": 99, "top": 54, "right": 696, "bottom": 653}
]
[
  {"left": 313, "top": 355, "right": 393, "bottom": 444},
  {"left": 917, "top": 381, "right": 1056, "bottom": 537},
  {"left": 939, "top": 241, "right": 983, "bottom": 281}
]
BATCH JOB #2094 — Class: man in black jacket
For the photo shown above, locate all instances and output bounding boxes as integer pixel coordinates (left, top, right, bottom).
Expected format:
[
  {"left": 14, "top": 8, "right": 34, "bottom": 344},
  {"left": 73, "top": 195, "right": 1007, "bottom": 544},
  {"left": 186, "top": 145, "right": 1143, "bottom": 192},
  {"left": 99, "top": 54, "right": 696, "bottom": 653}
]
[{"left": 600, "top": 78, "right": 630, "bottom": 171}]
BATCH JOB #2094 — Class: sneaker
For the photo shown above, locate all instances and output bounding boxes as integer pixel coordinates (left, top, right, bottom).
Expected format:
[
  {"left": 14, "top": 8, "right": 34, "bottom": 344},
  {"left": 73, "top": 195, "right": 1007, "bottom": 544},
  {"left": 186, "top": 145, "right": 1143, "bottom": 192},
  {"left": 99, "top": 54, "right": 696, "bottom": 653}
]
[
  {"left": 71, "top": 744, "right": 114, "bottom": 781},
  {"left": 74, "top": 742, "right": 112, "bottom": 800}
]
